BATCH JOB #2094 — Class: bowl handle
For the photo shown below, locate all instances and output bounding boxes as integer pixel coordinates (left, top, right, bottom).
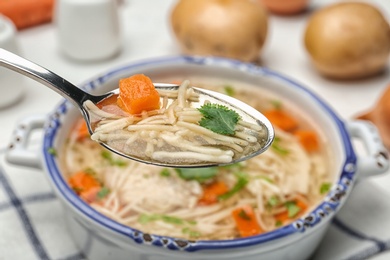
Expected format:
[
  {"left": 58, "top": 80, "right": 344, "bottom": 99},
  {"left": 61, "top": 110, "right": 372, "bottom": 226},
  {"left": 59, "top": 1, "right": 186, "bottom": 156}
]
[
  {"left": 5, "top": 114, "right": 46, "bottom": 169},
  {"left": 347, "top": 120, "right": 389, "bottom": 178}
]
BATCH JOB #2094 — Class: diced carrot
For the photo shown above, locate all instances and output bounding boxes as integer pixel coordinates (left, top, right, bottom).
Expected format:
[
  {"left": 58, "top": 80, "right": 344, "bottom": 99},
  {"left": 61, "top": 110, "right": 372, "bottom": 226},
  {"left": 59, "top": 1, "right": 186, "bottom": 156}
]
[
  {"left": 68, "top": 171, "right": 101, "bottom": 194},
  {"left": 274, "top": 198, "right": 308, "bottom": 223},
  {"left": 0, "top": 0, "right": 54, "bottom": 30},
  {"left": 76, "top": 119, "right": 90, "bottom": 140},
  {"left": 198, "top": 181, "right": 229, "bottom": 205},
  {"left": 294, "top": 130, "right": 319, "bottom": 152},
  {"left": 117, "top": 74, "right": 160, "bottom": 114},
  {"left": 232, "top": 205, "right": 262, "bottom": 237},
  {"left": 80, "top": 186, "right": 101, "bottom": 203},
  {"left": 263, "top": 109, "right": 298, "bottom": 132}
]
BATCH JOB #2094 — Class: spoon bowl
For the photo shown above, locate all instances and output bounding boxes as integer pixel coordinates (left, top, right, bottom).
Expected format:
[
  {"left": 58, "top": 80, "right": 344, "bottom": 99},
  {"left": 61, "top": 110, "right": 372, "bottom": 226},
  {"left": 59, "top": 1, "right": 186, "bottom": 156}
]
[{"left": 0, "top": 48, "right": 274, "bottom": 167}]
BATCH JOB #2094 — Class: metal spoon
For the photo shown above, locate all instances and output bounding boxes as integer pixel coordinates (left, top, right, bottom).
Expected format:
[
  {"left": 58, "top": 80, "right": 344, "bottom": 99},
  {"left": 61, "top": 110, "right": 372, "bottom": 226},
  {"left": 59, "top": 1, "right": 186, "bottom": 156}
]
[{"left": 0, "top": 48, "right": 274, "bottom": 168}]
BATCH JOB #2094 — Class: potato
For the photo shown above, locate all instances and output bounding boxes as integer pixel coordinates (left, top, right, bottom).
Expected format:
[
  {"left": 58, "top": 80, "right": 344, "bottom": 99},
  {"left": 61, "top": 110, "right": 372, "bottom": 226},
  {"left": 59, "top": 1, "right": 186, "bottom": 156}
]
[
  {"left": 170, "top": 0, "right": 268, "bottom": 62},
  {"left": 304, "top": 2, "right": 390, "bottom": 79}
]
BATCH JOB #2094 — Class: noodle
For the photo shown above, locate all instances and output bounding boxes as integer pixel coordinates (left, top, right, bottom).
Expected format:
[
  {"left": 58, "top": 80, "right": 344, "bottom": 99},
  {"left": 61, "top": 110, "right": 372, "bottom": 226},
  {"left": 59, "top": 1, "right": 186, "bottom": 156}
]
[{"left": 88, "top": 80, "right": 268, "bottom": 164}]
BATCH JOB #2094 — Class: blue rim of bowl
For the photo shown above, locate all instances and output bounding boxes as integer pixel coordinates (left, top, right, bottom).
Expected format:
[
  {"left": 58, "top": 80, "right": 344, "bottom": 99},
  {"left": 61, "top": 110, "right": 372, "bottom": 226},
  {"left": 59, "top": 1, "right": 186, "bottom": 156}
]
[{"left": 42, "top": 56, "right": 357, "bottom": 251}]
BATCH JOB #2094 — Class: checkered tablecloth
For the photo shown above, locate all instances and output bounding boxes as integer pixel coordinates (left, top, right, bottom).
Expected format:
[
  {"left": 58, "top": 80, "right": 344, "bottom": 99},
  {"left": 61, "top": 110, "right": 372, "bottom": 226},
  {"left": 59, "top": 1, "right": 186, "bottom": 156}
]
[{"left": 1, "top": 149, "right": 390, "bottom": 260}]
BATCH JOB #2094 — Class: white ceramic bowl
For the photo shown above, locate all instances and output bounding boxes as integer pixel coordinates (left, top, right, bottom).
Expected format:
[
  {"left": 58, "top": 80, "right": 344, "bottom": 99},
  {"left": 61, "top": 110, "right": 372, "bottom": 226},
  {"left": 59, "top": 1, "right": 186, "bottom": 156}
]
[{"left": 6, "top": 56, "right": 389, "bottom": 260}]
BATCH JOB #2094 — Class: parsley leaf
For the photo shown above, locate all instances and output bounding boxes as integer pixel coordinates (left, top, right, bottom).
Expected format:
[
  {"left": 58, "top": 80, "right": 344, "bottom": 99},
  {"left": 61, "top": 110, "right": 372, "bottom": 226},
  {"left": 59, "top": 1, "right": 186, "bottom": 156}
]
[
  {"left": 175, "top": 167, "right": 217, "bottom": 183},
  {"left": 275, "top": 220, "right": 283, "bottom": 227},
  {"left": 320, "top": 182, "right": 332, "bottom": 194},
  {"left": 198, "top": 103, "right": 241, "bottom": 135}
]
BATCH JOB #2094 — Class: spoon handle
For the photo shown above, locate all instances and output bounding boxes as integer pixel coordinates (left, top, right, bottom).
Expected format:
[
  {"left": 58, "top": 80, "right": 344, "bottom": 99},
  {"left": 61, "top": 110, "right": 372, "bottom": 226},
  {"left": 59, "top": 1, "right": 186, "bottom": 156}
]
[{"left": 0, "top": 48, "right": 93, "bottom": 109}]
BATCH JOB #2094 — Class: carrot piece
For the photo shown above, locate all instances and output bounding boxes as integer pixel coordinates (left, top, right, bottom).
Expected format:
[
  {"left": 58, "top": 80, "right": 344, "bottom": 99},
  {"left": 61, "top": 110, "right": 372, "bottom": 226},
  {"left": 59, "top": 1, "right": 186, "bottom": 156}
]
[
  {"left": 76, "top": 119, "right": 90, "bottom": 140},
  {"left": 232, "top": 205, "right": 262, "bottom": 237},
  {"left": 294, "top": 130, "right": 319, "bottom": 152},
  {"left": 263, "top": 109, "right": 298, "bottom": 132},
  {"left": 274, "top": 198, "right": 308, "bottom": 223},
  {"left": 80, "top": 186, "right": 101, "bottom": 203},
  {"left": 68, "top": 171, "right": 101, "bottom": 194},
  {"left": 117, "top": 74, "right": 160, "bottom": 114},
  {"left": 0, "top": 0, "right": 54, "bottom": 30},
  {"left": 198, "top": 181, "right": 229, "bottom": 205}
]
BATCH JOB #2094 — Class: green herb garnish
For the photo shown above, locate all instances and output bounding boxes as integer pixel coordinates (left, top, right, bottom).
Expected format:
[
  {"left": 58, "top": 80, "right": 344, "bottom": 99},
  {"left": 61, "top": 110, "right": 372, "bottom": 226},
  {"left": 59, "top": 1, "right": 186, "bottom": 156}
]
[
  {"left": 160, "top": 169, "right": 171, "bottom": 177},
  {"left": 84, "top": 167, "right": 97, "bottom": 176},
  {"left": 224, "top": 85, "right": 235, "bottom": 97},
  {"left": 267, "top": 195, "right": 279, "bottom": 207},
  {"left": 320, "top": 182, "right": 332, "bottom": 194},
  {"left": 198, "top": 103, "right": 241, "bottom": 135},
  {"left": 182, "top": 227, "right": 201, "bottom": 238},
  {"left": 101, "top": 150, "right": 128, "bottom": 167},
  {"left": 256, "top": 175, "right": 274, "bottom": 183},
  {"left": 221, "top": 162, "right": 244, "bottom": 170},
  {"left": 275, "top": 220, "right": 283, "bottom": 227},
  {"left": 271, "top": 137, "right": 289, "bottom": 155},
  {"left": 175, "top": 167, "right": 217, "bottom": 183},
  {"left": 47, "top": 147, "right": 57, "bottom": 156},
  {"left": 97, "top": 187, "right": 110, "bottom": 199},
  {"left": 238, "top": 209, "right": 251, "bottom": 220},
  {"left": 138, "top": 213, "right": 194, "bottom": 226},
  {"left": 285, "top": 201, "right": 301, "bottom": 218},
  {"left": 271, "top": 100, "right": 282, "bottom": 110},
  {"left": 218, "top": 174, "right": 248, "bottom": 200}
]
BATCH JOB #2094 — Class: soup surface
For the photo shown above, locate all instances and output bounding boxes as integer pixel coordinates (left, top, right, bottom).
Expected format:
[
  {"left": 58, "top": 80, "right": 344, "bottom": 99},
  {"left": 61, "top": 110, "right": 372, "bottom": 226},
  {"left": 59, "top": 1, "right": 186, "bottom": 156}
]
[{"left": 61, "top": 79, "right": 331, "bottom": 240}]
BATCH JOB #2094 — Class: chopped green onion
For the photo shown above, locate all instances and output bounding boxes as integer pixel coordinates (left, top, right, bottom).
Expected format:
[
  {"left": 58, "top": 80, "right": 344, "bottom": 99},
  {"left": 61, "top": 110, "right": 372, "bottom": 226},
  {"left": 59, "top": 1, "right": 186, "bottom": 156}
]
[
  {"left": 138, "top": 214, "right": 160, "bottom": 224},
  {"left": 160, "top": 169, "right": 171, "bottom": 177},
  {"left": 271, "top": 100, "right": 282, "bottom": 110},
  {"left": 138, "top": 213, "right": 194, "bottom": 226},
  {"left": 238, "top": 209, "right": 251, "bottom": 220},
  {"left": 275, "top": 220, "right": 283, "bottom": 227},
  {"left": 101, "top": 150, "right": 128, "bottom": 167},
  {"left": 271, "top": 137, "right": 289, "bottom": 155},
  {"left": 218, "top": 174, "right": 248, "bottom": 200},
  {"left": 47, "top": 147, "right": 57, "bottom": 156},
  {"left": 257, "top": 175, "right": 274, "bottom": 183},
  {"left": 175, "top": 167, "right": 217, "bottom": 183},
  {"left": 223, "top": 85, "right": 235, "bottom": 96},
  {"left": 97, "top": 187, "right": 110, "bottom": 199},
  {"left": 267, "top": 195, "right": 279, "bottom": 207},
  {"left": 182, "top": 227, "right": 201, "bottom": 238},
  {"left": 285, "top": 201, "right": 301, "bottom": 218},
  {"left": 320, "top": 182, "right": 332, "bottom": 194}
]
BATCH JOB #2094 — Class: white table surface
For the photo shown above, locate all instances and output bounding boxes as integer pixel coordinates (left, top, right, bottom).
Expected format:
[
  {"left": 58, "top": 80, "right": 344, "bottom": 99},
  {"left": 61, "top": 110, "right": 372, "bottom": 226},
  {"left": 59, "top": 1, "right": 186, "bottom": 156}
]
[{"left": 0, "top": 0, "right": 390, "bottom": 258}]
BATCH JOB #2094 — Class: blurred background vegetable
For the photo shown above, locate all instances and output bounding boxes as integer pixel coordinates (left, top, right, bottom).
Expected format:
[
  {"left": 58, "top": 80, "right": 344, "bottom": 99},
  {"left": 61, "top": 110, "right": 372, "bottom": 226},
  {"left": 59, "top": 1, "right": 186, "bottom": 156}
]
[
  {"left": 0, "top": 0, "right": 54, "bottom": 30},
  {"left": 170, "top": 0, "right": 268, "bottom": 62},
  {"left": 357, "top": 83, "right": 390, "bottom": 150},
  {"left": 260, "top": 0, "right": 310, "bottom": 15},
  {"left": 304, "top": 2, "right": 390, "bottom": 80}
]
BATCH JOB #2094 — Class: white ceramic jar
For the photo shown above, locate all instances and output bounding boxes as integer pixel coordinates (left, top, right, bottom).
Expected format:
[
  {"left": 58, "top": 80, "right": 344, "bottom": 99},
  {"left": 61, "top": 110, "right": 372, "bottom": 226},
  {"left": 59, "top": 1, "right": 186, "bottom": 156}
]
[
  {"left": 0, "top": 15, "right": 25, "bottom": 108},
  {"left": 55, "top": 0, "right": 121, "bottom": 61}
]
